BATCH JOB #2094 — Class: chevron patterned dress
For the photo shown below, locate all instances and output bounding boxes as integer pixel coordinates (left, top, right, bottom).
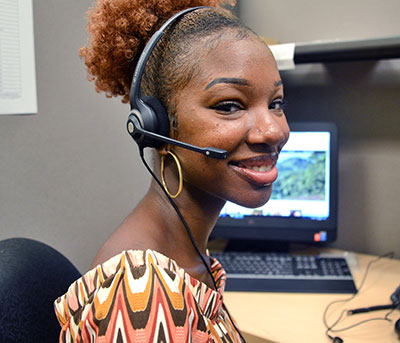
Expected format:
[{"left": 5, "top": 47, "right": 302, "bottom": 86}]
[{"left": 54, "top": 249, "right": 242, "bottom": 342}]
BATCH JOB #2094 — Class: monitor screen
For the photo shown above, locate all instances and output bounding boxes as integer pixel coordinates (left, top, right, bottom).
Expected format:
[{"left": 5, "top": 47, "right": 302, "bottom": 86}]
[{"left": 211, "top": 122, "right": 338, "bottom": 246}]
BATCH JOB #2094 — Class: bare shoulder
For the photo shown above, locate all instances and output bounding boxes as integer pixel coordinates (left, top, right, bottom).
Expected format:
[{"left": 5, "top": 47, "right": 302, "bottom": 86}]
[{"left": 90, "top": 214, "right": 156, "bottom": 269}]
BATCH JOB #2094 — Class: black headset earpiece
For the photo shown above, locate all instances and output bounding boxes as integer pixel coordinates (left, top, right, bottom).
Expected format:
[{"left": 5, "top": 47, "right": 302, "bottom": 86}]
[
  {"left": 142, "top": 96, "right": 170, "bottom": 139},
  {"left": 131, "top": 96, "right": 170, "bottom": 149}
]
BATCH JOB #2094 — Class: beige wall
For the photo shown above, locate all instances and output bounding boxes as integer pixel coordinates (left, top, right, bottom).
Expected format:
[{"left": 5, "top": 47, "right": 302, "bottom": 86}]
[
  {"left": 0, "top": 0, "right": 150, "bottom": 272},
  {"left": 239, "top": 0, "right": 400, "bottom": 43},
  {"left": 0, "top": 1, "right": 399, "bottom": 273}
]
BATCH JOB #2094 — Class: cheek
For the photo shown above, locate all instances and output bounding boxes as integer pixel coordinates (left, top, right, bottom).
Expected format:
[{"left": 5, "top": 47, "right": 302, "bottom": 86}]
[
  {"left": 179, "top": 153, "right": 222, "bottom": 195},
  {"left": 178, "top": 116, "right": 245, "bottom": 152}
]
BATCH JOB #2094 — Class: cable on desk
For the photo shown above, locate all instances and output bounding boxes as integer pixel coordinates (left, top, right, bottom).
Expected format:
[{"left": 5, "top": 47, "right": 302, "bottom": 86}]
[{"left": 323, "top": 251, "right": 395, "bottom": 342}]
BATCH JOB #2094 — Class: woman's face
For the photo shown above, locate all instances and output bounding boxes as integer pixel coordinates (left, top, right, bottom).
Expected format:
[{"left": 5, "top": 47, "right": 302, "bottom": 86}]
[{"left": 172, "top": 34, "right": 290, "bottom": 208}]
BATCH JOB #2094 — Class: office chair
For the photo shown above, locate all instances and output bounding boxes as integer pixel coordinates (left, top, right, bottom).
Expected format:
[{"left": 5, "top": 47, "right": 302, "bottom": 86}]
[{"left": 0, "top": 237, "right": 81, "bottom": 343}]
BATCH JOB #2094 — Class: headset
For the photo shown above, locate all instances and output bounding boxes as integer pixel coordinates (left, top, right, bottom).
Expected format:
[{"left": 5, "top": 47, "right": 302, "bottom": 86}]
[
  {"left": 125, "top": 8, "right": 246, "bottom": 343},
  {"left": 126, "top": 6, "right": 227, "bottom": 160}
]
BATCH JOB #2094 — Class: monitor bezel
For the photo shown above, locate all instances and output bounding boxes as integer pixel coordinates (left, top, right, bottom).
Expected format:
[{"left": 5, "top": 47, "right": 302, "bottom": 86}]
[{"left": 211, "top": 122, "right": 339, "bottom": 244}]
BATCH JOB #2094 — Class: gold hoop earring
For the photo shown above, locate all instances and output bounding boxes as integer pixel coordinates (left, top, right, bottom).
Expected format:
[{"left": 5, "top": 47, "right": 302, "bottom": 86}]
[{"left": 160, "top": 151, "right": 183, "bottom": 198}]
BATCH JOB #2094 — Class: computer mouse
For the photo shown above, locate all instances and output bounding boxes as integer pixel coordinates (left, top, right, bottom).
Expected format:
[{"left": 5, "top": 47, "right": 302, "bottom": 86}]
[{"left": 395, "top": 318, "right": 400, "bottom": 339}]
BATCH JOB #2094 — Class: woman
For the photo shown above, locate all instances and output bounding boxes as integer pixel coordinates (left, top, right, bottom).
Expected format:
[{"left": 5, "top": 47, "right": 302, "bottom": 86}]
[{"left": 54, "top": 1, "right": 289, "bottom": 342}]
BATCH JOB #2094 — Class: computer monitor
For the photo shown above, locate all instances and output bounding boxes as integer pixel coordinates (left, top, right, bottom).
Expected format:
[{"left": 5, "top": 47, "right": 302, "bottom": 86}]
[{"left": 211, "top": 122, "right": 338, "bottom": 251}]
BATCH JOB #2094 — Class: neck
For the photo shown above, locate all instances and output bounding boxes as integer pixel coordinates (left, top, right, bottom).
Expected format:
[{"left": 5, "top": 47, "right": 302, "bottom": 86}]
[
  {"left": 121, "top": 180, "right": 224, "bottom": 287},
  {"left": 148, "top": 179, "right": 224, "bottom": 253}
]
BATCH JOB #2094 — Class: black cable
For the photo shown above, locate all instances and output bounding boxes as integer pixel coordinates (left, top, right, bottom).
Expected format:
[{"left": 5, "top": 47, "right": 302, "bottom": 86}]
[
  {"left": 139, "top": 149, "right": 217, "bottom": 288},
  {"left": 139, "top": 148, "right": 246, "bottom": 343},
  {"left": 323, "top": 251, "right": 395, "bottom": 341},
  {"left": 348, "top": 303, "right": 397, "bottom": 315},
  {"left": 328, "top": 312, "right": 392, "bottom": 334},
  {"left": 326, "top": 304, "right": 398, "bottom": 341}
]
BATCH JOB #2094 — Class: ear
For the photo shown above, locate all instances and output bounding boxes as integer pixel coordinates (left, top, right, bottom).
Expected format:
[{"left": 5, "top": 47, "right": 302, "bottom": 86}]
[{"left": 157, "top": 145, "right": 170, "bottom": 156}]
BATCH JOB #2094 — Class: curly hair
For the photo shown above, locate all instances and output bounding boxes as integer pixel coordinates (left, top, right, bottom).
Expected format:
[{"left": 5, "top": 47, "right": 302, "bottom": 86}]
[{"left": 80, "top": 0, "right": 254, "bottom": 114}]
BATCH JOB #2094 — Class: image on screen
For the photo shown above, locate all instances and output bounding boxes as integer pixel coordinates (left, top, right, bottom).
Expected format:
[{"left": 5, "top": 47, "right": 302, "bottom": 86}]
[{"left": 219, "top": 131, "right": 331, "bottom": 221}]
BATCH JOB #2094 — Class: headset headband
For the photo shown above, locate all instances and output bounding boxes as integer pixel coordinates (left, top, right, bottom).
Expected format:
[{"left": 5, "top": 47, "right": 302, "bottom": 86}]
[{"left": 129, "top": 6, "right": 208, "bottom": 109}]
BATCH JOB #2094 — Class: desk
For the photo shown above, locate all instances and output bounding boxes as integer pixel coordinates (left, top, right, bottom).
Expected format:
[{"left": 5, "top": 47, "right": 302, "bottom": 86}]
[{"left": 223, "top": 251, "right": 400, "bottom": 343}]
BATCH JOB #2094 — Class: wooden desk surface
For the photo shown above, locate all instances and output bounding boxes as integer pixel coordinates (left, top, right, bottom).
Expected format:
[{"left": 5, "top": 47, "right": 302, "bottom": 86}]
[{"left": 223, "top": 251, "right": 400, "bottom": 343}]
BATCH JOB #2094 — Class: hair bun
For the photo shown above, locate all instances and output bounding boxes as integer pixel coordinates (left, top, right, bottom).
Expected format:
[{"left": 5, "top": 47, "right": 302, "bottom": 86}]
[{"left": 80, "top": 0, "right": 236, "bottom": 103}]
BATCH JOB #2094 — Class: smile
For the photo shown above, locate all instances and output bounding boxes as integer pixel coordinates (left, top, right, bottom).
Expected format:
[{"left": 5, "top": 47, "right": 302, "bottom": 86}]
[
  {"left": 229, "top": 153, "right": 279, "bottom": 186},
  {"left": 241, "top": 164, "right": 273, "bottom": 172},
  {"left": 232, "top": 153, "right": 278, "bottom": 170}
]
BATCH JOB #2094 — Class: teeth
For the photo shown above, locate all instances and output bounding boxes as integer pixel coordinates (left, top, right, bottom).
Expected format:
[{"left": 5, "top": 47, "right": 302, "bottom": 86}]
[{"left": 250, "top": 165, "right": 272, "bottom": 172}]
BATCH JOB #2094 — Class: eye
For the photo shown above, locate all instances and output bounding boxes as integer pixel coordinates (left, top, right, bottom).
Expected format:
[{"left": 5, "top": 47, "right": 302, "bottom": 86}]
[
  {"left": 269, "top": 99, "right": 287, "bottom": 113},
  {"left": 211, "top": 101, "right": 245, "bottom": 114}
]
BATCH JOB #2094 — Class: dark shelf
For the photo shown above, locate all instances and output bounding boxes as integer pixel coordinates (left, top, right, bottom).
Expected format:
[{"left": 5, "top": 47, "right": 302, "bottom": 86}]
[{"left": 294, "top": 36, "right": 400, "bottom": 64}]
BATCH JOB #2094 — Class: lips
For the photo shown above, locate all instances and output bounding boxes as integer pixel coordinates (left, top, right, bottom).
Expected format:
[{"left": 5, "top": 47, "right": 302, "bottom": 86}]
[{"left": 229, "top": 153, "right": 279, "bottom": 186}]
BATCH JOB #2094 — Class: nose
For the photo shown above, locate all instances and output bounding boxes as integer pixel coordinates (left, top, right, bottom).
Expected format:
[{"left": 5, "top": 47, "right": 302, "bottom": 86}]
[{"left": 246, "top": 107, "right": 289, "bottom": 148}]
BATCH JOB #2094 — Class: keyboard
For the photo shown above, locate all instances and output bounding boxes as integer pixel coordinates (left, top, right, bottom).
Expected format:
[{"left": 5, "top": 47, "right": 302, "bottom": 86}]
[{"left": 211, "top": 251, "right": 357, "bottom": 293}]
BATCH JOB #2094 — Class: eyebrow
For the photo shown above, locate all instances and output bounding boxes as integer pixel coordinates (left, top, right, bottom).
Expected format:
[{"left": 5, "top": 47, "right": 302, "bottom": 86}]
[
  {"left": 205, "top": 77, "right": 251, "bottom": 90},
  {"left": 205, "top": 77, "right": 284, "bottom": 90}
]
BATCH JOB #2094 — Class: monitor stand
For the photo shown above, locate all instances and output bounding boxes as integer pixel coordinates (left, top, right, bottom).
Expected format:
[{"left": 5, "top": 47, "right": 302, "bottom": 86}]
[{"left": 224, "top": 239, "right": 290, "bottom": 253}]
